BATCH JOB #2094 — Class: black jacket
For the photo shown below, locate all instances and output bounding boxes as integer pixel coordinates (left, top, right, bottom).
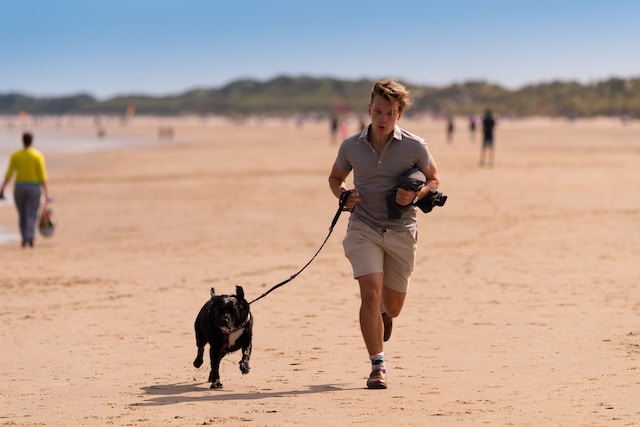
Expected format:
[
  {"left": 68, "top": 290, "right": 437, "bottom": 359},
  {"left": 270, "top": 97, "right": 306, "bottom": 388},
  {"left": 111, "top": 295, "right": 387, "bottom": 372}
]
[{"left": 386, "top": 168, "right": 447, "bottom": 220}]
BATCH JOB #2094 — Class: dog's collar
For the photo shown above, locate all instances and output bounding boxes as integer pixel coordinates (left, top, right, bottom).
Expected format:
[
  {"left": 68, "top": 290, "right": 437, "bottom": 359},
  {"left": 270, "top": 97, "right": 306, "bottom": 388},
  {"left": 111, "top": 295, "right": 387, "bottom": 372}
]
[
  {"left": 219, "top": 313, "right": 251, "bottom": 353},
  {"left": 222, "top": 313, "right": 251, "bottom": 334},
  {"left": 238, "top": 312, "right": 251, "bottom": 329}
]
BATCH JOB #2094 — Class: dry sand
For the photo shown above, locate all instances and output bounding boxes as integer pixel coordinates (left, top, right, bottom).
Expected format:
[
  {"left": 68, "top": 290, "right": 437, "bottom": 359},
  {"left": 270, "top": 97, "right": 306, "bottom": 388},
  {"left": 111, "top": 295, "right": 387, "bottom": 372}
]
[{"left": 1, "top": 115, "right": 639, "bottom": 426}]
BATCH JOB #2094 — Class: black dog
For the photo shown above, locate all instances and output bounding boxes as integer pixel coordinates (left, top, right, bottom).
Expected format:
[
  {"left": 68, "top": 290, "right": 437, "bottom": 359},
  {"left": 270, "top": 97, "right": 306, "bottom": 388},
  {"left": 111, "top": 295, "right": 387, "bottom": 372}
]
[{"left": 193, "top": 285, "right": 253, "bottom": 389}]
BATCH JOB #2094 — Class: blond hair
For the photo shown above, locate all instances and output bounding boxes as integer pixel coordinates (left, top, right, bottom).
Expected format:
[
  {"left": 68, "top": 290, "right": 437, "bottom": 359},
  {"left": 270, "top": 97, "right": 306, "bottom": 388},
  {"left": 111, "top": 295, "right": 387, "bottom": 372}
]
[{"left": 370, "top": 78, "right": 412, "bottom": 113}]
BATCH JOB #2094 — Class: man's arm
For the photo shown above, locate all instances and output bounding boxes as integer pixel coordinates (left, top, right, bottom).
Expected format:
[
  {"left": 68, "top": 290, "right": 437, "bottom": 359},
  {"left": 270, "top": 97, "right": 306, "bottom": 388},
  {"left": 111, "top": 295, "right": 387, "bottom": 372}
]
[
  {"left": 411, "top": 159, "right": 440, "bottom": 203},
  {"left": 328, "top": 163, "right": 350, "bottom": 198},
  {"left": 328, "top": 163, "right": 361, "bottom": 211}
]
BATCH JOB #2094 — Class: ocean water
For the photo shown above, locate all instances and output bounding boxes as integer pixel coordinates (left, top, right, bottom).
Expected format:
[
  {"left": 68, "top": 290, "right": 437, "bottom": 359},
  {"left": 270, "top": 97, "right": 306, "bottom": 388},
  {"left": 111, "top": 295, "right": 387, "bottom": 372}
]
[
  {"left": 0, "top": 123, "right": 158, "bottom": 245},
  {"left": 0, "top": 125, "right": 157, "bottom": 158},
  {"left": 0, "top": 224, "right": 20, "bottom": 244}
]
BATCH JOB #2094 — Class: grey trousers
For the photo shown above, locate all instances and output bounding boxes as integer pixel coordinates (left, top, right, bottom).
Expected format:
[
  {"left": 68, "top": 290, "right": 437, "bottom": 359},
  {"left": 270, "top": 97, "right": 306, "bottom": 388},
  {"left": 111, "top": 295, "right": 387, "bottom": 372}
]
[{"left": 13, "top": 183, "right": 41, "bottom": 242}]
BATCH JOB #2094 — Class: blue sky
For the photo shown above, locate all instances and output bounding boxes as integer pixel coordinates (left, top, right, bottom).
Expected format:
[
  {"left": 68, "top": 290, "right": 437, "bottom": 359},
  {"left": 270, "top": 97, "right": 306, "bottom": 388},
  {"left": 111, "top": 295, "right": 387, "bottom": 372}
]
[{"left": 1, "top": 0, "right": 639, "bottom": 99}]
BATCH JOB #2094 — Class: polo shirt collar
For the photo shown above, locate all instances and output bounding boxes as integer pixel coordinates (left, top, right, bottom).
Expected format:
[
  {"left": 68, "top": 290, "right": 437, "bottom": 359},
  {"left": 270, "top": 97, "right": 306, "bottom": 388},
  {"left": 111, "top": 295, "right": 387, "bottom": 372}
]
[{"left": 358, "top": 124, "right": 403, "bottom": 143}]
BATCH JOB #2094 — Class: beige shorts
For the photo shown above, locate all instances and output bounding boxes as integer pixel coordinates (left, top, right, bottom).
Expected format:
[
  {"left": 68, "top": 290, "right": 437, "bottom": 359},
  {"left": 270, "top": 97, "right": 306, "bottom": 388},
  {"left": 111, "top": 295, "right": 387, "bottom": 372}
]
[{"left": 342, "top": 219, "right": 418, "bottom": 292}]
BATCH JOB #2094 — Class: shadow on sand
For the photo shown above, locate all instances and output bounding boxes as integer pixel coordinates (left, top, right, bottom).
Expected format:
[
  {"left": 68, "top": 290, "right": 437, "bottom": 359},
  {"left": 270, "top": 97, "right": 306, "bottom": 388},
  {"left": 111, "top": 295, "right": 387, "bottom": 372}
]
[{"left": 133, "top": 382, "right": 359, "bottom": 406}]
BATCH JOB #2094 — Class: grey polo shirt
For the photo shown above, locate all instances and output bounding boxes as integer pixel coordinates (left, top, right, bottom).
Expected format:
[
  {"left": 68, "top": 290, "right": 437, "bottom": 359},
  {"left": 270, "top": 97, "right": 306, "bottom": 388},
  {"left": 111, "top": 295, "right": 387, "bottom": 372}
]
[{"left": 335, "top": 125, "right": 433, "bottom": 232}]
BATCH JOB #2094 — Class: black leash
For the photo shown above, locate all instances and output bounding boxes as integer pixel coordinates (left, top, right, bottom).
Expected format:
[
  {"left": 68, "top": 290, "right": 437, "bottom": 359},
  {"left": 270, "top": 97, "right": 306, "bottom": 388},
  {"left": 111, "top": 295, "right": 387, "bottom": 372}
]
[{"left": 248, "top": 190, "right": 351, "bottom": 305}]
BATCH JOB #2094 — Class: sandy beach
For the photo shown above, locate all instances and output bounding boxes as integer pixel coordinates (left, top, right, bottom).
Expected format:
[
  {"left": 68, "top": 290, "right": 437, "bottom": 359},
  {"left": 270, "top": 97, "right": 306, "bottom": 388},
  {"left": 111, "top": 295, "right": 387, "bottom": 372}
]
[{"left": 1, "top": 115, "right": 639, "bottom": 426}]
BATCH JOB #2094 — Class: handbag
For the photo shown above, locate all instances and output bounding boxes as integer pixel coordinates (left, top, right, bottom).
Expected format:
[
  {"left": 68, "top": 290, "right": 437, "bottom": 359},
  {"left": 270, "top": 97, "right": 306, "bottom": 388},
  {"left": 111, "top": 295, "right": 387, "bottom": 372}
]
[{"left": 39, "top": 204, "right": 56, "bottom": 237}]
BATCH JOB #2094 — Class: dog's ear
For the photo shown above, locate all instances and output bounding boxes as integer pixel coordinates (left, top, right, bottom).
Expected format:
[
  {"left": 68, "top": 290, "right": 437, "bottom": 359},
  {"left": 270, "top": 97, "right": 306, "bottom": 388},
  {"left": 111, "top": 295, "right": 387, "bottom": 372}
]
[
  {"left": 235, "top": 285, "right": 244, "bottom": 300},
  {"left": 210, "top": 287, "right": 216, "bottom": 298}
]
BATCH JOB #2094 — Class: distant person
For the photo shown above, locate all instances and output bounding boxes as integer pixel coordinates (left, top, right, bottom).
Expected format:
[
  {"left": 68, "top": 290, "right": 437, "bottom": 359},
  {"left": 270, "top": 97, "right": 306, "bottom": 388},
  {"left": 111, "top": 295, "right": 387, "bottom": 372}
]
[
  {"left": 0, "top": 132, "right": 52, "bottom": 247},
  {"left": 480, "top": 109, "right": 496, "bottom": 166},
  {"left": 328, "top": 78, "right": 441, "bottom": 389},
  {"left": 469, "top": 115, "right": 477, "bottom": 141},
  {"left": 330, "top": 115, "right": 339, "bottom": 144},
  {"left": 446, "top": 116, "right": 454, "bottom": 142}
]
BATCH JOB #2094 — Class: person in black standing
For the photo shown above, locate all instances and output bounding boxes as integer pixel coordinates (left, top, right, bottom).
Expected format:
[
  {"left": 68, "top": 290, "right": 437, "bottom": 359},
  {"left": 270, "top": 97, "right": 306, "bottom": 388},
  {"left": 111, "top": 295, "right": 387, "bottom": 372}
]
[
  {"left": 446, "top": 115, "right": 454, "bottom": 143},
  {"left": 480, "top": 109, "right": 496, "bottom": 166},
  {"left": 468, "top": 115, "right": 477, "bottom": 141},
  {"left": 330, "top": 114, "right": 339, "bottom": 144}
]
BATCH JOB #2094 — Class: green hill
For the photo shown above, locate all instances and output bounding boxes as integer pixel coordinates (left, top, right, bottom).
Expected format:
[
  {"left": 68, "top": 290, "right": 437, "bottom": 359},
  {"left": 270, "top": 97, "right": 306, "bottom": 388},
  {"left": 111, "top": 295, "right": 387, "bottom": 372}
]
[{"left": 1, "top": 75, "right": 639, "bottom": 118}]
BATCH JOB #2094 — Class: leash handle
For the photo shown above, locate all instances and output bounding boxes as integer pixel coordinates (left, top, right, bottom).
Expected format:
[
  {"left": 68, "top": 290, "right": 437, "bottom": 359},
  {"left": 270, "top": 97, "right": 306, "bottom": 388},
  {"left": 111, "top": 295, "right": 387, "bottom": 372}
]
[
  {"left": 330, "top": 189, "right": 352, "bottom": 230},
  {"left": 339, "top": 189, "right": 353, "bottom": 209}
]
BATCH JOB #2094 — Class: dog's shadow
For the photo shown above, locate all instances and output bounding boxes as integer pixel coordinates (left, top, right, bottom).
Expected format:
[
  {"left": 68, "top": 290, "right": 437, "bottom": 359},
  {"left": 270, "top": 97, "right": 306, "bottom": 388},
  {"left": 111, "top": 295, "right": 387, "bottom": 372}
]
[{"left": 134, "top": 382, "right": 356, "bottom": 406}]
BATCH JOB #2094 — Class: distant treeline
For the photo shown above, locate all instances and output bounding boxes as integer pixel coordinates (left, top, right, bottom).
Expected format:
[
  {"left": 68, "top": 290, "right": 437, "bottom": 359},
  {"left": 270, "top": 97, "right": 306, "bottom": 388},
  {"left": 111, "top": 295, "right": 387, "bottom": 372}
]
[{"left": 1, "top": 75, "right": 639, "bottom": 118}]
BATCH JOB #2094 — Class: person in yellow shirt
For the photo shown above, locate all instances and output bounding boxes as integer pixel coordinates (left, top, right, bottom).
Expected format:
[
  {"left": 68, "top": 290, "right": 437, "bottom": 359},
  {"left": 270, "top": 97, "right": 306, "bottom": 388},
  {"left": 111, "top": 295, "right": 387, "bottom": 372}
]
[{"left": 0, "top": 132, "right": 51, "bottom": 247}]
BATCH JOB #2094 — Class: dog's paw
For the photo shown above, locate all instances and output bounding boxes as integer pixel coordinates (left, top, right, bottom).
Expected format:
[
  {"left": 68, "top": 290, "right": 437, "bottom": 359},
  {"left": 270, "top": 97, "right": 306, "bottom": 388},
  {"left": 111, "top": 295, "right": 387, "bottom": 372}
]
[
  {"left": 239, "top": 360, "right": 250, "bottom": 374},
  {"left": 210, "top": 380, "right": 223, "bottom": 389},
  {"left": 193, "top": 357, "right": 203, "bottom": 368}
]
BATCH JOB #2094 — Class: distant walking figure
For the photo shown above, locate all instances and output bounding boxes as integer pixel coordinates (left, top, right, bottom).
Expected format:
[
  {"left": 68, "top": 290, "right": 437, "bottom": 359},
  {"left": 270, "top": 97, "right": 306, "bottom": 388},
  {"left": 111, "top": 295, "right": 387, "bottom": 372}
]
[
  {"left": 469, "top": 115, "right": 477, "bottom": 141},
  {"left": 480, "top": 109, "right": 496, "bottom": 167},
  {"left": 0, "top": 132, "right": 52, "bottom": 247},
  {"left": 330, "top": 115, "right": 339, "bottom": 144}
]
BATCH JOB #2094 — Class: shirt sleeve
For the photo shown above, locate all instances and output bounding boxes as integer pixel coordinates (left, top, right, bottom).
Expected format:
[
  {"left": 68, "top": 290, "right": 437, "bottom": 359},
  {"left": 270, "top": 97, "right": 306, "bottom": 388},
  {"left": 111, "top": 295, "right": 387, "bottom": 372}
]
[
  {"left": 416, "top": 140, "right": 433, "bottom": 171},
  {"left": 4, "top": 154, "right": 16, "bottom": 181},
  {"left": 35, "top": 152, "right": 48, "bottom": 183},
  {"left": 334, "top": 140, "right": 353, "bottom": 173}
]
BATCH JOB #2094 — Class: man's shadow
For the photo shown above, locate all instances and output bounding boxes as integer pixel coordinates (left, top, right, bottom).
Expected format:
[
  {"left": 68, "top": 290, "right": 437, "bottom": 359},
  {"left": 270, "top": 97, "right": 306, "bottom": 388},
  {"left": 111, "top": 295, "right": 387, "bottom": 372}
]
[{"left": 133, "top": 382, "right": 357, "bottom": 406}]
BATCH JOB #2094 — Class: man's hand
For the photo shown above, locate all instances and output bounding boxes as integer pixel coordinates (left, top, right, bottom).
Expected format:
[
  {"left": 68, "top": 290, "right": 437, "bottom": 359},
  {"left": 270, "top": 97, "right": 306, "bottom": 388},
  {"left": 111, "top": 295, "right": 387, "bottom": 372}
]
[
  {"left": 396, "top": 187, "right": 417, "bottom": 206},
  {"left": 342, "top": 189, "right": 362, "bottom": 212}
]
